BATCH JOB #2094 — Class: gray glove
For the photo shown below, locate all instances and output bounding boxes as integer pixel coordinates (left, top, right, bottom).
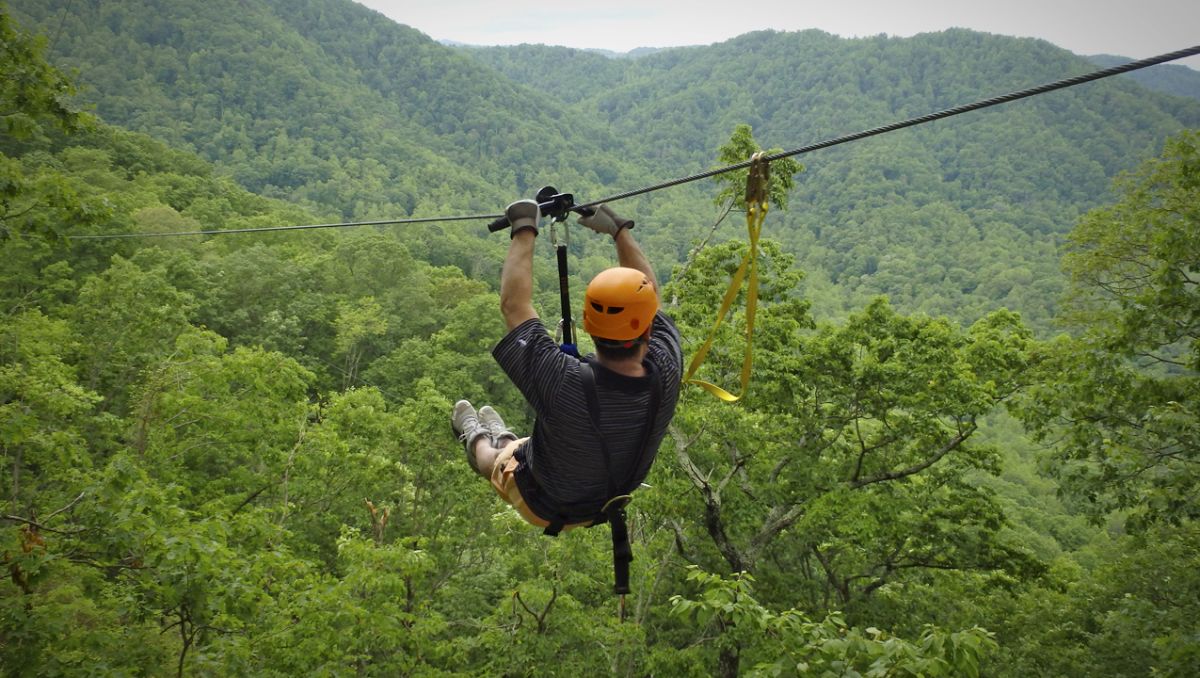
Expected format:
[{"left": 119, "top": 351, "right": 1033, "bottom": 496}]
[
  {"left": 578, "top": 204, "right": 633, "bottom": 237},
  {"left": 505, "top": 199, "right": 540, "bottom": 238}
]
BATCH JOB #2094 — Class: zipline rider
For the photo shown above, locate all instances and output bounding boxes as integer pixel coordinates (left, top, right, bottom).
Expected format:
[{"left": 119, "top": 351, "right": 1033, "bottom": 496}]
[{"left": 452, "top": 200, "right": 682, "bottom": 587}]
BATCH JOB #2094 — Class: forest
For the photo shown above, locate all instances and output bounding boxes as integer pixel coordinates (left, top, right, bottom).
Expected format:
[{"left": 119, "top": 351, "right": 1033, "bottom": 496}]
[{"left": 1, "top": 0, "right": 1198, "bottom": 675}]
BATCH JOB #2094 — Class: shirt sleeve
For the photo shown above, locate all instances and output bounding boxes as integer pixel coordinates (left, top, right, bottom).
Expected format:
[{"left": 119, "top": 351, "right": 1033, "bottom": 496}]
[
  {"left": 492, "top": 318, "right": 575, "bottom": 414},
  {"left": 648, "top": 311, "right": 684, "bottom": 380}
]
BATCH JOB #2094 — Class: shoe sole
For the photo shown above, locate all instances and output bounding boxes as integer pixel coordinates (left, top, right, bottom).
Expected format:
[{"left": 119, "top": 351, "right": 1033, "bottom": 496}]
[{"left": 452, "top": 400, "right": 482, "bottom": 472}]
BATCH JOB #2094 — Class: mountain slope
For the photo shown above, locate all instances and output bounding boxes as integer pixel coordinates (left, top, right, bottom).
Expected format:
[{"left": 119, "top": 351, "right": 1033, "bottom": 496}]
[
  {"left": 13, "top": 0, "right": 1200, "bottom": 329},
  {"left": 8, "top": 0, "right": 640, "bottom": 218},
  {"left": 463, "top": 30, "right": 1200, "bottom": 325}
]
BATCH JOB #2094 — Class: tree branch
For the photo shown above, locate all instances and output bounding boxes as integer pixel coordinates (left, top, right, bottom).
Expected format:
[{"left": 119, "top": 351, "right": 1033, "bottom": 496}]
[
  {"left": 669, "top": 518, "right": 697, "bottom": 564},
  {"left": 717, "top": 444, "right": 747, "bottom": 497},
  {"left": 727, "top": 441, "right": 758, "bottom": 500},
  {"left": 670, "top": 200, "right": 735, "bottom": 307},
  {"left": 810, "top": 544, "right": 849, "bottom": 605},
  {"left": 671, "top": 424, "right": 747, "bottom": 572},
  {"left": 231, "top": 484, "right": 271, "bottom": 516},
  {"left": 513, "top": 587, "right": 558, "bottom": 634},
  {"left": 1, "top": 514, "right": 87, "bottom": 535},
  {"left": 747, "top": 502, "right": 804, "bottom": 566},
  {"left": 849, "top": 420, "right": 977, "bottom": 489},
  {"left": 44, "top": 491, "right": 86, "bottom": 520}
]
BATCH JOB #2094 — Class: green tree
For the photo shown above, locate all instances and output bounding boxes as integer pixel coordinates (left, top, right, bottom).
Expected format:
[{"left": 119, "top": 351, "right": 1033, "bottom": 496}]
[
  {"left": 0, "top": 6, "right": 103, "bottom": 244},
  {"left": 667, "top": 241, "right": 1039, "bottom": 590},
  {"left": 670, "top": 567, "right": 997, "bottom": 677},
  {"left": 333, "top": 296, "right": 388, "bottom": 388},
  {"left": 712, "top": 123, "right": 803, "bottom": 212},
  {"left": 660, "top": 241, "right": 1040, "bottom": 676},
  {"left": 1, "top": 310, "right": 100, "bottom": 515},
  {"left": 1016, "top": 130, "right": 1200, "bottom": 526},
  {"left": 71, "top": 255, "right": 195, "bottom": 413},
  {"left": 0, "top": 7, "right": 87, "bottom": 140}
]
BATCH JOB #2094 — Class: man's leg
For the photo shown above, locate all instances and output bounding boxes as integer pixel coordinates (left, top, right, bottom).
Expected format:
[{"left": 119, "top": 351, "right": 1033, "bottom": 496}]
[
  {"left": 483, "top": 435, "right": 552, "bottom": 530},
  {"left": 475, "top": 405, "right": 516, "bottom": 477},
  {"left": 451, "top": 400, "right": 492, "bottom": 474},
  {"left": 471, "top": 436, "right": 507, "bottom": 478},
  {"left": 453, "top": 400, "right": 518, "bottom": 478}
]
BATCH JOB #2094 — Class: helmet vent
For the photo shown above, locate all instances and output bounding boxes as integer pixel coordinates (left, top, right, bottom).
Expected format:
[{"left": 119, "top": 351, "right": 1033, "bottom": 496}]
[{"left": 591, "top": 301, "right": 626, "bottom": 314}]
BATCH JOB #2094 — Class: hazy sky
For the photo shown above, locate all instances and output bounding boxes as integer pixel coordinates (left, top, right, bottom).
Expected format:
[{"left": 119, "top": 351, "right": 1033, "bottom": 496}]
[{"left": 355, "top": 0, "right": 1200, "bottom": 69}]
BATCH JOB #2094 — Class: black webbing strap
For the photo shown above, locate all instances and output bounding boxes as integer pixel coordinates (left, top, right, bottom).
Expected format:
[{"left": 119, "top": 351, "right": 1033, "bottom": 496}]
[{"left": 578, "top": 360, "right": 662, "bottom": 595}]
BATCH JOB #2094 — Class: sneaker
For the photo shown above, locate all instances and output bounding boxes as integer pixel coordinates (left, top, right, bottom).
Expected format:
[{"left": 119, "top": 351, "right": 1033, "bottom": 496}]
[
  {"left": 451, "top": 400, "right": 488, "bottom": 471},
  {"left": 478, "top": 405, "right": 517, "bottom": 446}
]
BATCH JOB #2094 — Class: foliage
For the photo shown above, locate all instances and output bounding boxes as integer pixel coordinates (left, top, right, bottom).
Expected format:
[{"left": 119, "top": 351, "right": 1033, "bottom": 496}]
[
  {"left": 1, "top": 3, "right": 1199, "bottom": 676},
  {"left": 10, "top": 0, "right": 1199, "bottom": 329},
  {"left": 0, "top": 6, "right": 101, "bottom": 243},
  {"left": 712, "top": 123, "right": 804, "bottom": 211},
  {"left": 1087, "top": 56, "right": 1200, "bottom": 102},
  {"left": 670, "top": 567, "right": 997, "bottom": 677},
  {"left": 665, "top": 241, "right": 1042, "bottom": 604},
  {"left": 1016, "top": 131, "right": 1200, "bottom": 526},
  {"left": 0, "top": 7, "right": 88, "bottom": 140}
]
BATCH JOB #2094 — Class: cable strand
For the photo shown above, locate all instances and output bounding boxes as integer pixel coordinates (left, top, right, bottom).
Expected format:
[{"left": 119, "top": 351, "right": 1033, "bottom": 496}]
[{"left": 68, "top": 213, "right": 498, "bottom": 240}]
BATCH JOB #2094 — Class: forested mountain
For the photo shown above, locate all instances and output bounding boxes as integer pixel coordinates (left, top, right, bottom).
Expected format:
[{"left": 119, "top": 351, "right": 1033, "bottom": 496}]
[
  {"left": 2, "top": 1, "right": 1199, "bottom": 676},
  {"left": 6, "top": 0, "right": 646, "bottom": 220},
  {"left": 13, "top": 0, "right": 1200, "bottom": 329},
  {"left": 464, "top": 31, "right": 1200, "bottom": 326}
]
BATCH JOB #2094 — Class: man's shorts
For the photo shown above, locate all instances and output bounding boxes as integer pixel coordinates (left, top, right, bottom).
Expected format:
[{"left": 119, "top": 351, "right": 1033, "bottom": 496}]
[{"left": 490, "top": 437, "right": 590, "bottom": 531}]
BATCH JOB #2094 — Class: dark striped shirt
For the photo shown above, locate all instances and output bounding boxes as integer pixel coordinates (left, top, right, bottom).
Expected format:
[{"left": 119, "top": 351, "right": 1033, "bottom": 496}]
[{"left": 492, "top": 312, "right": 683, "bottom": 515}]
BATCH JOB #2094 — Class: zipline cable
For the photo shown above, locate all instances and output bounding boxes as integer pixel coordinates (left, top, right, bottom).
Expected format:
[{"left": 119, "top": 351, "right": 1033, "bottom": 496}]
[
  {"left": 68, "top": 45, "right": 1200, "bottom": 241},
  {"left": 68, "top": 213, "right": 498, "bottom": 239}
]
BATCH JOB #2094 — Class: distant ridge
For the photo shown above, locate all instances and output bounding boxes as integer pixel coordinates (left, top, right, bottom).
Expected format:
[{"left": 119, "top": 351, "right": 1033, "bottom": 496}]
[
  {"left": 589, "top": 46, "right": 676, "bottom": 59},
  {"left": 1087, "top": 54, "right": 1200, "bottom": 101},
  {"left": 443, "top": 40, "right": 675, "bottom": 59}
]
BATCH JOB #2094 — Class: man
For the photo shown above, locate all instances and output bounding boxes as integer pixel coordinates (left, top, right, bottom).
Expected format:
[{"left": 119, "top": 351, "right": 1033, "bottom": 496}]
[{"left": 452, "top": 199, "right": 683, "bottom": 539}]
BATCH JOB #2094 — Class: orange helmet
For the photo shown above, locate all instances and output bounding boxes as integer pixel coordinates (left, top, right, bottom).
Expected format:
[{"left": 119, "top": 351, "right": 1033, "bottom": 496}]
[{"left": 583, "top": 267, "right": 658, "bottom": 342}]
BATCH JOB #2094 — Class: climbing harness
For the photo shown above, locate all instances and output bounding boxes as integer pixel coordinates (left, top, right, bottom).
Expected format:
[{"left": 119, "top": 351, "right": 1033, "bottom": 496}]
[
  {"left": 682, "top": 152, "right": 770, "bottom": 402},
  {"left": 506, "top": 360, "right": 663, "bottom": 615},
  {"left": 578, "top": 361, "right": 662, "bottom": 601}
]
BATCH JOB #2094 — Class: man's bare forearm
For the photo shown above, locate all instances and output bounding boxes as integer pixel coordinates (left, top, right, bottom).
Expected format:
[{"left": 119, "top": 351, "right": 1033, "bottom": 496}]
[
  {"left": 614, "top": 229, "right": 658, "bottom": 297},
  {"left": 500, "top": 231, "right": 538, "bottom": 329}
]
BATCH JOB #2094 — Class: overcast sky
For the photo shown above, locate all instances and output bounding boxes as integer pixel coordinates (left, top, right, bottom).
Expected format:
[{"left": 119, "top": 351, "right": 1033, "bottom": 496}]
[{"left": 354, "top": 0, "right": 1199, "bottom": 69}]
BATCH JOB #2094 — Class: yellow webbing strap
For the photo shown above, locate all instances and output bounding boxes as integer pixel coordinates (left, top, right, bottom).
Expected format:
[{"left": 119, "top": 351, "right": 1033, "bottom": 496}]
[{"left": 683, "top": 152, "right": 770, "bottom": 402}]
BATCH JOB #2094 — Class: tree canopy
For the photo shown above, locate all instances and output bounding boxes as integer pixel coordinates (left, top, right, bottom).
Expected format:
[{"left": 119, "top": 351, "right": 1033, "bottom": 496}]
[{"left": 2, "top": 2, "right": 1199, "bottom": 675}]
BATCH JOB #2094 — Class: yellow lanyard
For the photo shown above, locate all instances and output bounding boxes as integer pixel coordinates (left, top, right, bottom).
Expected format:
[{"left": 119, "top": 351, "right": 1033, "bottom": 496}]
[{"left": 683, "top": 153, "right": 769, "bottom": 402}]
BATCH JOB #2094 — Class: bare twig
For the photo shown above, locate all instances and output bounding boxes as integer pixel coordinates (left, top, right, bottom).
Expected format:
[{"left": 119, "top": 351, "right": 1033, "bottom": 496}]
[
  {"left": 670, "top": 200, "right": 736, "bottom": 307},
  {"left": 44, "top": 492, "right": 86, "bottom": 520},
  {"left": 1, "top": 514, "right": 87, "bottom": 535}
]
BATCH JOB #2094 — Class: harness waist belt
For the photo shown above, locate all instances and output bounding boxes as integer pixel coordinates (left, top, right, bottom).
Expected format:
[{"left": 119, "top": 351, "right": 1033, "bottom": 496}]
[{"left": 512, "top": 447, "right": 606, "bottom": 526}]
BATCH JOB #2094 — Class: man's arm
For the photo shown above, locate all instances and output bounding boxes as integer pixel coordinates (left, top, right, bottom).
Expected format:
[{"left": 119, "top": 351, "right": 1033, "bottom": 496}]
[
  {"left": 500, "top": 229, "right": 539, "bottom": 330},
  {"left": 579, "top": 204, "right": 659, "bottom": 300},
  {"left": 614, "top": 228, "right": 659, "bottom": 300}
]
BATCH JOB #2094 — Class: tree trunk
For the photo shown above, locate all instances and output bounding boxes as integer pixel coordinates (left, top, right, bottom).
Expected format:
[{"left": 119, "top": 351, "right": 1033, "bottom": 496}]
[{"left": 718, "top": 646, "right": 739, "bottom": 678}]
